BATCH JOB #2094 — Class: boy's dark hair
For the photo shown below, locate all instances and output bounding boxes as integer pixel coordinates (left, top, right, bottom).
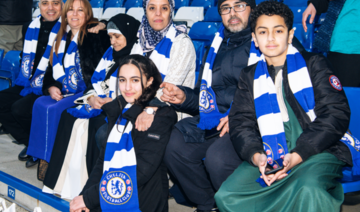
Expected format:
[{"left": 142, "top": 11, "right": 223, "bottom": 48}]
[
  {"left": 115, "top": 54, "right": 162, "bottom": 107},
  {"left": 250, "top": 1, "right": 294, "bottom": 32}
]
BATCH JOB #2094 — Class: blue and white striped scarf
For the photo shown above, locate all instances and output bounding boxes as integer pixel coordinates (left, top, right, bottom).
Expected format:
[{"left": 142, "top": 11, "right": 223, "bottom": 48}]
[
  {"left": 15, "top": 15, "right": 61, "bottom": 96},
  {"left": 99, "top": 103, "right": 141, "bottom": 212},
  {"left": 67, "top": 46, "right": 114, "bottom": 118},
  {"left": 198, "top": 24, "right": 261, "bottom": 130},
  {"left": 254, "top": 44, "right": 360, "bottom": 178},
  {"left": 107, "top": 24, "right": 178, "bottom": 100},
  {"left": 52, "top": 27, "right": 85, "bottom": 95}
]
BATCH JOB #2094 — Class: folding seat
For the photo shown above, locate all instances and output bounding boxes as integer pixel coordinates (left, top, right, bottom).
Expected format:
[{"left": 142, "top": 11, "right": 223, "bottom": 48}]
[
  {"left": 32, "top": 8, "right": 40, "bottom": 20},
  {"left": 188, "top": 22, "right": 221, "bottom": 46},
  {"left": 290, "top": 6, "right": 307, "bottom": 23},
  {"left": 192, "top": 40, "right": 206, "bottom": 84},
  {"left": 124, "top": 0, "right": 143, "bottom": 11},
  {"left": 190, "top": 0, "right": 213, "bottom": 13},
  {"left": 126, "top": 7, "right": 144, "bottom": 22},
  {"left": 175, "top": 0, "right": 190, "bottom": 11},
  {"left": 0, "top": 51, "right": 21, "bottom": 91},
  {"left": 203, "top": 7, "right": 221, "bottom": 22},
  {"left": 102, "top": 8, "right": 126, "bottom": 20},
  {"left": 0, "top": 49, "right": 4, "bottom": 70},
  {"left": 104, "top": 0, "right": 124, "bottom": 10},
  {"left": 283, "top": 0, "right": 307, "bottom": 7},
  {"left": 90, "top": 0, "right": 105, "bottom": 8},
  {"left": 292, "top": 23, "right": 314, "bottom": 52},
  {"left": 173, "top": 7, "right": 204, "bottom": 27}
]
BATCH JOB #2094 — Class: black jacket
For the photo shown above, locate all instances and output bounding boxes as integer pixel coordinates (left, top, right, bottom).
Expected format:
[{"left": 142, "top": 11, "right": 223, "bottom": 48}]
[
  {"left": 172, "top": 26, "right": 253, "bottom": 143},
  {"left": 81, "top": 97, "right": 177, "bottom": 212},
  {"left": 229, "top": 51, "right": 352, "bottom": 166},
  {"left": 20, "top": 18, "right": 59, "bottom": 79},
  {"left": 0, "top": 0, "right": 32, "bottom": 25},
  {"left": 42, "top": 27, "right": 110, "bottom": 95}
]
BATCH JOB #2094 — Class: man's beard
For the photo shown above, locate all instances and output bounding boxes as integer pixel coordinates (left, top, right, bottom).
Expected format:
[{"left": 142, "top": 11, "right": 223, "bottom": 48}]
[{"left": 225, "top": 15, "right": 248, "bottom": 33}]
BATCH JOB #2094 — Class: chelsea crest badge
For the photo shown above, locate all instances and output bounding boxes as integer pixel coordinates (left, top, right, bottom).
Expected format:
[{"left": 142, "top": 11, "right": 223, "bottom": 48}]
[{"left": 100, "top": 171, "right": 133, "bottom": 205}]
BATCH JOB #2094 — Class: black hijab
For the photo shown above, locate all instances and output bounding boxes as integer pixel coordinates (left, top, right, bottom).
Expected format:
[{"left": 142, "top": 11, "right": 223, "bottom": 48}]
[{"left": 106, "top": 14, "right": 141, "bottom": 79}]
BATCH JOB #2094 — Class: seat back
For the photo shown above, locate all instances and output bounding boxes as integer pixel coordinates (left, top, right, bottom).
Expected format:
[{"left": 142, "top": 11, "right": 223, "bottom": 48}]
[
  {"left": 126, "top": 7, "right": 144, "bottom": 22},
  {"left": 188, "top": 22, "right": 220, "bottom": 46},
  {"left": 175, "top": 0, "right": 190, "bottom": 10},
  {"left": 32, "top": 8, "right": 41, "bottom": 20},
  {"left": 0, "top": 51, "right": 21, "bottom": 90},
  {"left": 104, "top": 0, "right": 124, "bottom": 10},
  {"left": 0, "top": 49, "right": 4, "bottom": 69},
  {"left": 124, "top": 0, "right": 143, "bottom": 10},
  {"left": 192, "top": 40, "right": 206, "bottom": 84},
  {"left": 173, "top": 7, "right": 204, "bottom": 27},
  {"left": 191, "top": 0, "right": 213, "bottom": 13},
  {"left": 90, "top": 0, "right": 105, "bottom": 8},
  {"left": 204, "top": 7, "right": 221, "bottom": 22},
  {"left": 283, "top": 0, "right": 307, "bottom": 7},
  {"left": 293, "top": 23, "right": 314, "bottom": 52},
  {"left": 102, "top": 8, "right": 126, "bottom": 20},
  {"left": 344, "top": 87, "right": 360, "bottom": 139},
  {"left": 92, "top": 8, "right": 104, "bottom": 19}
]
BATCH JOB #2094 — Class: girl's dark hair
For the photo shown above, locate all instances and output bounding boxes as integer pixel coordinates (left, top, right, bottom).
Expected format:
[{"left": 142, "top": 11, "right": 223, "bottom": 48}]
[{"left": 115, "top": 54, "right": 163, "bottom": 108}]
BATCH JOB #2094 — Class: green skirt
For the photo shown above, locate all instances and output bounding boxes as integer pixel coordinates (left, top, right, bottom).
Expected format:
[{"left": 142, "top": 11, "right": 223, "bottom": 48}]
[{"left": 215, "top": 152, "right": 345, "bottom": 212}]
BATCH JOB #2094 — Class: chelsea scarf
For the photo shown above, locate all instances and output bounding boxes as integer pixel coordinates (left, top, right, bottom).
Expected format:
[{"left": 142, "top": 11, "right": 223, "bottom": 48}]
[
  {"left": 99, "top": 103, "right": 141, "bottom": 212},
  {"left": 253, "top": 44, "right": 360, "bottom": 187},
  {"left": 52, "top": 27, "right": 86, "bottom": 95},
  {"left": 67, "top": 46, "right": 114, "bottom": 118},
  {"left": 107, "top": 24, "right": 178, "bottom": 100},
  {"left": 198, "top": 24, "right": 261, "bottom": 130},
  {"left": 15, "top": 15, "right": 61, "bottom": 96}
]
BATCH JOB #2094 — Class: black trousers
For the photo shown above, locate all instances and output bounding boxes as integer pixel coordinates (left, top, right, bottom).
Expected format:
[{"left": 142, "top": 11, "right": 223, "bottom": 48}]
[
  {"left": 0, "top": 85, "right": 40, "bottom": 146},
  {"left": 327, "top": 52, "right": 360, "bottom": 87},
  {"left": 164, "top": 128, "right": 242, "bottom": 210}
]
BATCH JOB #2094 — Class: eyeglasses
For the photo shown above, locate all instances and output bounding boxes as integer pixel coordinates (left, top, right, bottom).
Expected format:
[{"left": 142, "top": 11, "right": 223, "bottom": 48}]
[{"left": 219, "top": 3, "right": 249, "bottom": 15}]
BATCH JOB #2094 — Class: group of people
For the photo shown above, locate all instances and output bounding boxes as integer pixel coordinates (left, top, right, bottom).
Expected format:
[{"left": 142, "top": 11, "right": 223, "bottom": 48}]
[{"left": 0, "top": 0, "right": 359, "bottom": 212}]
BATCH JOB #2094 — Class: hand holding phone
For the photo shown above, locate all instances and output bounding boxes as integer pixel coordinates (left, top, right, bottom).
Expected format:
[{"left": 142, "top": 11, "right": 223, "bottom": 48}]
[{"left": 265, "top": 166, "right": 284, "bottom": 175}]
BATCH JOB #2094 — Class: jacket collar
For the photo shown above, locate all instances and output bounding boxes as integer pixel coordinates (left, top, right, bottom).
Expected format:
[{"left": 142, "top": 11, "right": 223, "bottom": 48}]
[{"left": 222, "top": 24, "right": 252, "bottom": 46}]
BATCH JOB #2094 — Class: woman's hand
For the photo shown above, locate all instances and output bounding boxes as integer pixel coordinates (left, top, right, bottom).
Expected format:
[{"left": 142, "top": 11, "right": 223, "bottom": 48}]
[
  {"left": 253, "top": 153, "right": 270, "bottom": 186},
  {"left": 87, "top": 22, "right": 106, "bottom": 34},
  {"left": 302, "top": 3, "right": 317, "bottom": 32},
  {"left": 70, "top": 195, "right": 89, "bottom": 212},
  {"left": 135, "top": 107, "right": 158, "bottom": 131},
  {"left": 88, "top": 96, "right": 106, "bottom": 109},
  {"left": 48, "top": 86, "right": 63, "bottom": 101},
  {"left": 160, "top": 82, "right": 186, "bottom": 104},
  {"left": 217, "top": 116, "right": 229, "bottom": 137}
]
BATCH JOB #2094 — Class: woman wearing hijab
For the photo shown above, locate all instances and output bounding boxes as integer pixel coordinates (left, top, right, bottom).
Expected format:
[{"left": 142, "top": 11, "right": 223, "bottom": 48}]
[
  {"left": 131, "top": 0, "right": 196, "bottom": 124},
  {"left": 26, "top": 0, "right": 110, "bottom": 167},
  {"left": 42, "top": 14, "right": 141, "bottom": 200}
]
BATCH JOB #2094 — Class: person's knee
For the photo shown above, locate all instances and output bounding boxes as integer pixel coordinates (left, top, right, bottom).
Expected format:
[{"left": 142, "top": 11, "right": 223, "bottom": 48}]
[{"left": 11, "top": 101, "right": 27, "bottom": 118}]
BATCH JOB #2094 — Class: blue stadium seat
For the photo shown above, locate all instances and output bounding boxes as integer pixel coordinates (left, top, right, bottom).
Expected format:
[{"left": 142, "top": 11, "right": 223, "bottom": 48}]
[
  {"left": 0, "top": 51, "right": 21, "bottom": 91},
  {"left": 204, "top": 7, "right": 221, "bottom": 22},
  {"left": 104, "top": 0, "right": 124, "bottom": 10},
  {"left": 341, "top": 87, "right": 360, "bottom": 193},
  {"left": 188, "top": 22, "right": 221, "bottom": 46},
  {"left": 0, "top": 49, "right": 4, "bottom": 69},
  {"left": 283, "top": 0, "right": 307, "bottom": 7},
  {"left": 191, "top": 0, "right": 213, "bottom": 13},
  {"left": 192, "top": 40, "right": 206, "bottom": 83},
  {"left": 175, "top": 0, "right": 190, "bottom": 10},
  {"left": 124, "top": 0, "right": 143, "bottom": 10},
  {"left": 90, "top": 0, "right": 105, "bottom": 8},
  {"left": 290, "top": 6, "right": 307, "bottom": 23},
  {"left": 293, "top": 23, "right": 314, "bottom": 52},
  {"left": 256, "top": 0, "right": 275, "bottom": 5}
]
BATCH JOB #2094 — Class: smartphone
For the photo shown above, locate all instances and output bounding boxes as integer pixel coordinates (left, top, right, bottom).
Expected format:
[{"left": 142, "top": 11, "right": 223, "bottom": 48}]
[
  {"left": 265, "top": 166, "right": 284, "bottom": 175},
  {"left": 63, "top": 93, "right": 74, "bottom": 98},
  {"left": 205, "top": 127, "right": 220, "bottom": 139}
]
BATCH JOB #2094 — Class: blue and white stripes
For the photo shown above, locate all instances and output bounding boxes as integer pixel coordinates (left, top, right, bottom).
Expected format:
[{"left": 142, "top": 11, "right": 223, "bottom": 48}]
[
  {"left": 253, "top": 44, "right": 314, "bottom": 165},
  {"left": 15, "top": 15, "right": 61, "bottom": 96},
  {"left": 197, "top": 24, "right": 261, "bottom": 130},
  {"left": 52, "top": 27, "right": 85, "bottom": 94},
  {"left": 99, "top": 104, "right": 141, "bottom": 211}
]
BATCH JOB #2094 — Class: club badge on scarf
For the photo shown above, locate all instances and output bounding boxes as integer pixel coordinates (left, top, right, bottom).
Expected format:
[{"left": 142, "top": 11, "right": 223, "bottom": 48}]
[
  {"left": 52, "top": 27, "right": 85, "bottom": 95},
  {"left": 67, "top": 46, "right": 114, "bottom": 118},
  {"left": 198, "top": 24, "right": 261, "bottom": 130},
  {"left": 15, "top": 15, "right": 61, "bottom": 96},
  {"left": 99, "top": 104, "right": 141, "bottom": 212}
]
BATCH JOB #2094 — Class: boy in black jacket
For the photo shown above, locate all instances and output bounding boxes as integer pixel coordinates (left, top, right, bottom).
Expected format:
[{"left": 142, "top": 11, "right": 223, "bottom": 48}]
[{"left": 215, "top": 2, "right": 352, "bottom": 212}]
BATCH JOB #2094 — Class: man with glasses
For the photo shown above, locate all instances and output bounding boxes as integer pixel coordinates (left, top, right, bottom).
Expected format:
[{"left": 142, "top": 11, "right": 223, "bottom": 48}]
[{"left": 161, "top": 0, "right": 256, "bottom": 211}]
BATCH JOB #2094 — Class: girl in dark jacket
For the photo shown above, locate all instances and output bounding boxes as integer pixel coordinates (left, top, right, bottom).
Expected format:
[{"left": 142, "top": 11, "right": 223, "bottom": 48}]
[
  {"left": 26, "top": 0, "right": 110, "bottom": 165},
  {"left": 70, "top": 55, "right": 177, "bottom": 212}
]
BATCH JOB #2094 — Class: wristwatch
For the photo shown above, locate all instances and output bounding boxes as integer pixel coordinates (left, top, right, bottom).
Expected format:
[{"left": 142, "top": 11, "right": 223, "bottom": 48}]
[{"left": 144, "top": 108, "right": 156, "bottom": 115}]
